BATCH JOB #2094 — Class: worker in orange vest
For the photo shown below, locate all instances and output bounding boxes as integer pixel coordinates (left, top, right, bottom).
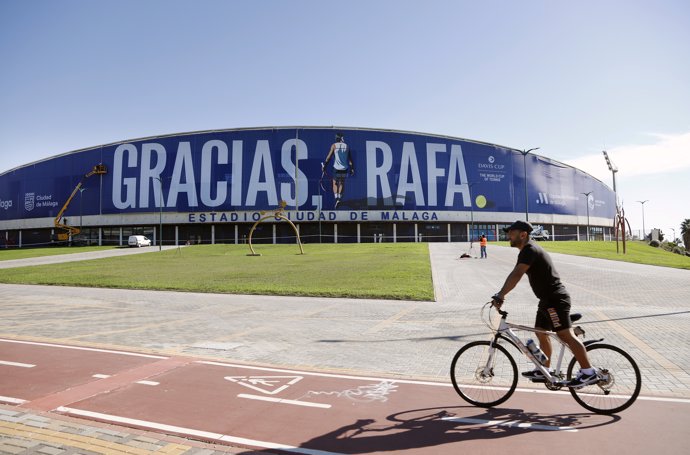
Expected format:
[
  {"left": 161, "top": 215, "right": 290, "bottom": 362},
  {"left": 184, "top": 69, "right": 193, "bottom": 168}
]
[{"left": 480, "top": 234, "right": 488, "bottom": 258}]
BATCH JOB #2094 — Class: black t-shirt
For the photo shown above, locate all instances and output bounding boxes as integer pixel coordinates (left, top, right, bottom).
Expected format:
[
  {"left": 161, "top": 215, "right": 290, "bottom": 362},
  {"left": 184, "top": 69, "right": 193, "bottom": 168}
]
[{"left": 517, "top": 241, "right": 568, "bottom": 300}]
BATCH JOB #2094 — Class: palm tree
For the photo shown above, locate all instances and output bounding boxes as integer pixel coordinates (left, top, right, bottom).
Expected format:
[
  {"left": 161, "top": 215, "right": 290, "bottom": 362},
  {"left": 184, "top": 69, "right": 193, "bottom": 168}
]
[{"left": 681, "top": 218, "right": 690, "bottom": 249}]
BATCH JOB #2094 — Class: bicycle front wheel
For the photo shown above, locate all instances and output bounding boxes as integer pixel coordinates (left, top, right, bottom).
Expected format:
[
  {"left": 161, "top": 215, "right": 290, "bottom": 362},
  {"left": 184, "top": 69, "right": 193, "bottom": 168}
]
[
  {"left": 450, "top": 340, "right": 517, "bottom": 407},
  {"left": 567, "top": 343, "right": 641, "bottom": 414}
]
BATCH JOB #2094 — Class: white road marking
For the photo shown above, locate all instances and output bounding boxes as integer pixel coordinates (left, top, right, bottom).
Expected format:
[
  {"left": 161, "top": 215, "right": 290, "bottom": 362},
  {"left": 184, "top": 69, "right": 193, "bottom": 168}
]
[
  {"left": 135, "top": 380, "right": 160, "bottom": 386},
  {"left": 514, "top": 387, "right": 690, "bottom": 404},
  {"left": 638, "top": 395, "right": 690, "bottom": 403},
  {"left": 92, "top": 374, "right": 111, "bottom": 379},
  {"left": 237, "top": 393, "right": 331, "bottom": 408},
  {"left": 55, "top": 407, "right": 343, "bottom": 455},
  {"left": 0, "top": 338, "right": 168, "bottom": 359},
  {"left": 442, "top": 416, "right": 578, "bottom": 432},
  {"left": 0, "top": 360, "right": 35, "bottom": 368},
  {"left": 199, "top": 360, "right": 448, "bottom": 386},
  {"left": 198, "top": 360, "right": 690, "bottom": 405},
  {"left": 0, "top": 395, "right": 27, "bottom": 404}
]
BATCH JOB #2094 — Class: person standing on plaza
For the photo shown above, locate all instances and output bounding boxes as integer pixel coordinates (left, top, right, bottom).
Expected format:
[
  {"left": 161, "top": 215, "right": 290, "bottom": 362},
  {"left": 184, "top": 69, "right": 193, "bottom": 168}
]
[
  {"left": 491, "top": 220, "right": 598, "bottom": 388},
  {"left": 480, "top": 234, "right": 488, "bottom": 258}
]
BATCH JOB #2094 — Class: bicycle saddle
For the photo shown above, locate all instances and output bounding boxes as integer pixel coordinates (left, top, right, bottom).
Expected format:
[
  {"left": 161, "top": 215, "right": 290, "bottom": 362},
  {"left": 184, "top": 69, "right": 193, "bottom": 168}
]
[{"left": 571, "top": 313, "right": 582, "bottom": 322}]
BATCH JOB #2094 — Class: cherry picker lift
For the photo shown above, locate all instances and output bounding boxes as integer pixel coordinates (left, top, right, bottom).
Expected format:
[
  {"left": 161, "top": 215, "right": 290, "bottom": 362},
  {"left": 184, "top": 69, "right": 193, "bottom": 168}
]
[{"left": 53, "top": 163, "right": 107, "bottom": 242}]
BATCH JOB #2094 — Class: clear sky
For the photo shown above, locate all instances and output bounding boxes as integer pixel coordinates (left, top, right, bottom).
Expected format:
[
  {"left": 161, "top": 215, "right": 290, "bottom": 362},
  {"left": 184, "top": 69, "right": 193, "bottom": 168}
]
[{"left": 1, "top": 0, "right": 688, "bottom": 240}]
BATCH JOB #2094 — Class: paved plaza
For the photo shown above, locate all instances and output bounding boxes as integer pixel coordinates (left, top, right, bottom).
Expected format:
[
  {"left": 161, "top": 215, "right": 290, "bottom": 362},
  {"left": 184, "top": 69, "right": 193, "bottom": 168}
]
[{"left": 1, "top": 243, "right": 689, "bottom": 453}]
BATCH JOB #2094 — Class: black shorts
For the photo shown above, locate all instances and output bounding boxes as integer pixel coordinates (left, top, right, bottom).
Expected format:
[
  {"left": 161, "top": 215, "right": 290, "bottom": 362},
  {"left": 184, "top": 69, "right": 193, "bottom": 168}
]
[
  {"left": 334, "top": 170, "right": 348, "bottom": 181},
  {"left": 535, "top": 294, "right": 572, "bottom": 332}
]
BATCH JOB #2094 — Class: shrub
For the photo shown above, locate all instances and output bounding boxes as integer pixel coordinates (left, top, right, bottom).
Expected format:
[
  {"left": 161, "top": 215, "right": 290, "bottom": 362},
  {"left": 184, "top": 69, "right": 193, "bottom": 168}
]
[
  {"left": 673, "top": 246, "right": 685, "bottom": 255},
  {"left": 649, "top": 240, "right": 661, "bottom": 247}
]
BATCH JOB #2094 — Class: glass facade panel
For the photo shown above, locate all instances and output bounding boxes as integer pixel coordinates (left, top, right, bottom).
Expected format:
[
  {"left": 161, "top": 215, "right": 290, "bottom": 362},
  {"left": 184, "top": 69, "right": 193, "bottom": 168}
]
[
  {"left": 396, "top": 224, "right": 416, "bottom": 242},
  {"left": 337, "top": 223, "right": 358, "bottom": 243},
  {"left": 360, "top": 223, "right": 394, "bottom": 243},
  {"left": 450, "top": 223, "right": 468, "bottom": 242},
  {"left": 299, "top": 223, "right": 334, "bottom": 243},
  {"left": 470, "top": 223, "right": 496, "bottom": 242},
  {"left": 419, "top": 223, "right": 447, "bottom": 242},
  {"left": 554, "top": 225, "right": 578, "bottom": 241}
]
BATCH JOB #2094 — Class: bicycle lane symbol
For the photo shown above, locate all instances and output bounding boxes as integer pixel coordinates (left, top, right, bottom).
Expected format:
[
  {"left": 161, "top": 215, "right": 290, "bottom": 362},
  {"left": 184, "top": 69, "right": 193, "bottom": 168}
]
[
  {"left": 300, "top": 380, "right": 399, "bottom": 403},
  {"left": 224, "top": 375, "right": 303, "bottom": 395}
]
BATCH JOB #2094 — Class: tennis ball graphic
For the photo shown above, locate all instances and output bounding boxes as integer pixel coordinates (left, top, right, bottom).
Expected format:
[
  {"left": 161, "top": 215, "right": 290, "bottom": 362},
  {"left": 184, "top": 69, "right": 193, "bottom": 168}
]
[{"left": 475, "top": 194, "right": 487, "bottom": 208}]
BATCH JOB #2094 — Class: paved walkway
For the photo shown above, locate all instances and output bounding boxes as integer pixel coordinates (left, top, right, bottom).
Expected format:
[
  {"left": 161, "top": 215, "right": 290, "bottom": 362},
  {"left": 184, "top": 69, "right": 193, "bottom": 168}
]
[
  {"left": 0, "top": 246, "right": 183, "bottom": 269},
  {"left": 0, "top": 406, "right": 262, "bottom": 454},
  {"left": 1, "top": 243, "right": 689, "bottom": 453}
]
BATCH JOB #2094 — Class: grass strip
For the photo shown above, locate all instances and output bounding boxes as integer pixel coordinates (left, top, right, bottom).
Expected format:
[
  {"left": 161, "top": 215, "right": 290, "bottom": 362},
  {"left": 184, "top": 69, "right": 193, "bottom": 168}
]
[
  {"left": 0, "top": 243, "right": 435, "bottom": 301},
  {"left": 0, "top": 245, "right": 118, "bottom": 261},
  {"left": 493, "top": 240, "right": 690, "bottom": 270}
]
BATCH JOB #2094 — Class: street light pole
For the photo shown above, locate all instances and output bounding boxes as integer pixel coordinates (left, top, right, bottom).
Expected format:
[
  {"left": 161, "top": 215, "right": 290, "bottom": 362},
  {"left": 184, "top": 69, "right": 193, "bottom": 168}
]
[
  {"left": 669, "top": 227, "right": 676, "bottom": 243},
  {"left": 519, "top": 147, "right": 539, "bottom": 222},
  {"left": 468, "top": 182, "right": 476, "bottom": 244},
  {"left": 155, "top": 177, "right": 163, "bottom": 251},
  {"left": 581, "top": 191, "right": 592, "bottom": 241},
  {"left": 636, "top": 200, "right": 649, "bottom": 240},
  {"left": 602, "top": 151, "right": 618, "bottom": 202}
]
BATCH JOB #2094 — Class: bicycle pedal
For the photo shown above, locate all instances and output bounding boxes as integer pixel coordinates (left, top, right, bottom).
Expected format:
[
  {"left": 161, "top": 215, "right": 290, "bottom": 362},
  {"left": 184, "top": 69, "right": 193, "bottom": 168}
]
[{"left": 530, "top": 378, "right": 547, "bottom": 383}]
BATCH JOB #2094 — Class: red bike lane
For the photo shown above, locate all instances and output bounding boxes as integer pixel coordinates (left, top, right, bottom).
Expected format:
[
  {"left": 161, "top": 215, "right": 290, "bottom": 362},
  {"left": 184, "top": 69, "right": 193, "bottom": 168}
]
[{"left": 1, "top": 338, "right": 688, "bottom": 454}]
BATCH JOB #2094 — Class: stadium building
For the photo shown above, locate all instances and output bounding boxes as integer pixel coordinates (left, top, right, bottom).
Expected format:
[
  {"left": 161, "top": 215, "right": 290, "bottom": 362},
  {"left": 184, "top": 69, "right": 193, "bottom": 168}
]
[{"left": 0, "top": 127, "right": 616, "bottom": 247}]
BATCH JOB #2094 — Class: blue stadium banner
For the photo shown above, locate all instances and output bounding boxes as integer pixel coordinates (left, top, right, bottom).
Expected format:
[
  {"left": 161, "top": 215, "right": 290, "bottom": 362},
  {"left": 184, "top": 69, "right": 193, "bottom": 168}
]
[{"left": 0, "top": 127, "right": 615, "bottom": 222}]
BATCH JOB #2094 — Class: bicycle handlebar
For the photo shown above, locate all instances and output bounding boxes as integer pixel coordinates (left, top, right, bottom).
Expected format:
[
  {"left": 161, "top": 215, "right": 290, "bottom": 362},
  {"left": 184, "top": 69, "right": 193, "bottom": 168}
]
[
  {"left": 488, "top": 301, "right": 509, "bottom": 318},
  {"left": 481, "top": 302, "right": 508, "bottom": 330}
]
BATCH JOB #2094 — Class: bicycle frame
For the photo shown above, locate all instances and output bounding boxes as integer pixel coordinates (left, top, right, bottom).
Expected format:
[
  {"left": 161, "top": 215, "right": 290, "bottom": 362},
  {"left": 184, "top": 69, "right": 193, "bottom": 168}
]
[{"left": 488, "top": 307, "right": 578, "bottom": 386}]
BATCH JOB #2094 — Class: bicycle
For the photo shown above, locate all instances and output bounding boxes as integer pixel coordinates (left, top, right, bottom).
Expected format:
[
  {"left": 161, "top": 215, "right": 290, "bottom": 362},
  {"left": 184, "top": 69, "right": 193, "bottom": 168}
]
[{"left": 450, "top": 303, "right": 641, "bottom": 414}]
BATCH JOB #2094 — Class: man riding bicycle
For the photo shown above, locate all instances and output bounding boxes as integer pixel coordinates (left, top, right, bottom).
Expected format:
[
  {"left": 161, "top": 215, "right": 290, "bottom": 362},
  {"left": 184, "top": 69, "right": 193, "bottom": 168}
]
[{"left": 491, "top": 220, "right": 597, "bottom": 388}]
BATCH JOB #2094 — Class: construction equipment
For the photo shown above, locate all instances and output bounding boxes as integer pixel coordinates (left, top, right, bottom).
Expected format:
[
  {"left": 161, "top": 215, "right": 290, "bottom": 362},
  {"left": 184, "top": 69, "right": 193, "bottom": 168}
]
[{"left": 53, "top": 164, "right": 108, "bottom": 241}]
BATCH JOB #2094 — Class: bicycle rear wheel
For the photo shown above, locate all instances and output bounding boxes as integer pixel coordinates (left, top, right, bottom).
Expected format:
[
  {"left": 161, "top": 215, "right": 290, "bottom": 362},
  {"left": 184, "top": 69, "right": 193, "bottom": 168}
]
[
  {"left": 450, "top": 340, "right": 517, "bottom": 407},
  {"left": 567, "top": 343, "right": 641, "bottom": 414}
]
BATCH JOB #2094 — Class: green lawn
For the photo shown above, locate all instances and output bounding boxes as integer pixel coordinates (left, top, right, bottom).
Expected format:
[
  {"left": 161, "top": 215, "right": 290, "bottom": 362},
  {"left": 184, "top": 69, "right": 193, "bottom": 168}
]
[
  {"left": 494, "top": 240, "right": 690, "bottom": 270},
  {"left": 1, "top": 240, "right": 685, "bottom": 301},
  {"left": 0, "top": 244, "right": 435, "bottom": 301},
  {"left": 0, "top": 245, "right": 118, "bottom": 261}
]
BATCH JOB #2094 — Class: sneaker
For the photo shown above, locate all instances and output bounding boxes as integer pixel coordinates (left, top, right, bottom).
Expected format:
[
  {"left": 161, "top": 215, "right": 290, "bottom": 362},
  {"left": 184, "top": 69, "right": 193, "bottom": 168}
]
[
  {"left": 567, "top": 369, "right": 599, "bottom": 389},
  {"left": 335, "top": 199, "right": 341, "bottom": 208},
  {"left": 521, "top": 369, "right": 553, "bottom": 381}
]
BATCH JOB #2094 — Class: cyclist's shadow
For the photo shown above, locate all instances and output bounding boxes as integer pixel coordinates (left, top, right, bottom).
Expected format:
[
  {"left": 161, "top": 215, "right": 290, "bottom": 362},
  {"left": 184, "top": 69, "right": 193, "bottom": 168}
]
[{"left": 236, "top": 406, "right": 620, "bottom": 454}]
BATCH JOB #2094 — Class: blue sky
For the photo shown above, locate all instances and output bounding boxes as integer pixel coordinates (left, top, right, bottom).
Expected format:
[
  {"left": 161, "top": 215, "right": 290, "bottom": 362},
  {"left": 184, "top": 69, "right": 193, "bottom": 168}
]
[{"left": 1, "top": 0, "right": 689, "bottom": 239}]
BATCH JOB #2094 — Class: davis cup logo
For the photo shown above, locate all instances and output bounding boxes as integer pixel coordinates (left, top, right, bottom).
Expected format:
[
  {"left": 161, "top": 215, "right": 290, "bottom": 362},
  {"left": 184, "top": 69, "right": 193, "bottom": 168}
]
[{"left": 24, "top": 192, "right": 35, "bottom": 211}]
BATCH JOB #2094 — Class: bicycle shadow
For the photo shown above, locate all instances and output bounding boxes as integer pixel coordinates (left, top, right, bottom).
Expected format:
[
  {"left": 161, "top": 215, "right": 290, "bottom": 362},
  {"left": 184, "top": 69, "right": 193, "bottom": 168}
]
[{"left": 234, "top": 405, "right": 620, "bottom": 454}]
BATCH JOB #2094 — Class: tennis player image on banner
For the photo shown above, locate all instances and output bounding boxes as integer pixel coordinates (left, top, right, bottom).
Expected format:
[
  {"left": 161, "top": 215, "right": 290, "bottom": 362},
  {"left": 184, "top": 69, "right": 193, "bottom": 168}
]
[{"left": 321, "top": 132, "right": 355, "bottom": 208}]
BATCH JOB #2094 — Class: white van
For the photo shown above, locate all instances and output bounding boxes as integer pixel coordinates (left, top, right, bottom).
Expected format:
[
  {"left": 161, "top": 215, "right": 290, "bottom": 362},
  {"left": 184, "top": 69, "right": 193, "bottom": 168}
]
[{"left": 128, "top": 235, "right": 152, "bottom": 247}]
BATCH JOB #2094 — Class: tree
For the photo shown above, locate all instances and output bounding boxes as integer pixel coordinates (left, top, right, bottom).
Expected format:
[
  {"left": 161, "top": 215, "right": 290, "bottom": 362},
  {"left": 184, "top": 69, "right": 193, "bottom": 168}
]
[{"left": 682, "top": 219, "right": 690, "bottom": 248}]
